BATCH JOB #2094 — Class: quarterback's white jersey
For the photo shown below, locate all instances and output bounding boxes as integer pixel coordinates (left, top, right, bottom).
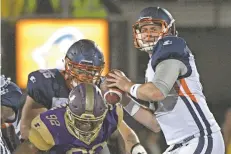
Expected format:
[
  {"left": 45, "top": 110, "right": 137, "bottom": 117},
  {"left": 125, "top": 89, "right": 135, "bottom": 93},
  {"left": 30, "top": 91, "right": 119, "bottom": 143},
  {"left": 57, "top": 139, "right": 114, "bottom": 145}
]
[{"left": 146, "top": 53, "right": 220, "bottom": 145}]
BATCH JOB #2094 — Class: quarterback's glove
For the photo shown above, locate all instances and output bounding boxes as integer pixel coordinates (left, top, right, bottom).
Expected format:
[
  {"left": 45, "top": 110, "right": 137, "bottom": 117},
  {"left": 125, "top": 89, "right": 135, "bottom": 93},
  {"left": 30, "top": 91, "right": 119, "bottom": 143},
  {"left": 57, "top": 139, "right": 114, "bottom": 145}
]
[{"left": 131, "top": 143, "right": 147, "bottom": 154}]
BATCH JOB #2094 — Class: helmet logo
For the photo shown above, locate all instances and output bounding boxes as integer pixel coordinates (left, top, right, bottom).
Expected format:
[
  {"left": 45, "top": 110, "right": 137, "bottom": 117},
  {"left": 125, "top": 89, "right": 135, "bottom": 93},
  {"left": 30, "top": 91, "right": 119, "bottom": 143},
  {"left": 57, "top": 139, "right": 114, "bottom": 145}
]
[
  {"left": 69, "top": 95, "right": 76, "bottom": 102},
  {"left": 163, "top": 40, "right": 172, "bottom": 46},
  {"left": 80, "top": 60, "right": 93, "bottom": 65}
]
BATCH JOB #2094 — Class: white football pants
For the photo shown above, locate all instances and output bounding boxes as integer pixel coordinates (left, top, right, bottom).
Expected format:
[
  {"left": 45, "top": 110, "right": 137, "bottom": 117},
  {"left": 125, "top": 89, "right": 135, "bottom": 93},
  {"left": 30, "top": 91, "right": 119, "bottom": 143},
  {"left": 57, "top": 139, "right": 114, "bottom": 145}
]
[{"left": 163, "top": 131, "right": 225, "bottom": 154}]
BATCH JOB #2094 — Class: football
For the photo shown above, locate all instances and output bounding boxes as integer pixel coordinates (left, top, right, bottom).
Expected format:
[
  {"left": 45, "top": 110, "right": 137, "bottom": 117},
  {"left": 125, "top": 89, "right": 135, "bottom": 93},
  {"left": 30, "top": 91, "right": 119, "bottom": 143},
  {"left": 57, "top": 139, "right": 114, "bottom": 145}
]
[{"left": 103, "top": 70, "right": 124, "bottom": 104}]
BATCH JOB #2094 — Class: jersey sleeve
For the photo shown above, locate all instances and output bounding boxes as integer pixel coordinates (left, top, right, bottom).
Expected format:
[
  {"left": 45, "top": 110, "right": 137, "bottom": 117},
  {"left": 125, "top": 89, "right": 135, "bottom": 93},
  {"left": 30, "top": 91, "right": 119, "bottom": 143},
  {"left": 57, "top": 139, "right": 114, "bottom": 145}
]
[
  {"left": 29, "top": 115, "right": 55, "bottom": 151},
  {"left": 27, "top": 70, "right": 53, "bottom": 108},
  {"left": 115, "top": 104, "right": 124, "bottom": 127},
  {"left": 1, "top": 82, "right": 22, "bottom": 123},
  {"left": 151, "top": 36, "right": 192, "bottom": 78},
  {"left": 1, "top": 83, "right": 22, "bottom": 111}
]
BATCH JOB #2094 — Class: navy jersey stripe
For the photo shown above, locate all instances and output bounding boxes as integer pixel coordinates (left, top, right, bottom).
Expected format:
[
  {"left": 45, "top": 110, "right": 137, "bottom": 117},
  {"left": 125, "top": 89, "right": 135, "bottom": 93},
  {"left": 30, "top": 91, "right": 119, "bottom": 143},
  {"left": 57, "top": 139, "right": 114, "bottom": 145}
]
[
  {"left": 192, "top": 101, "right": 212, "bottom": 135},
  {"left": 204, "top": 136, "right": 213, "bottom": 154},
  {"left": 193, "top": 136, "right": 205, "bottom": 154},
  {"left": 180, "top": 96, "right": 205, "bottom": 136}
]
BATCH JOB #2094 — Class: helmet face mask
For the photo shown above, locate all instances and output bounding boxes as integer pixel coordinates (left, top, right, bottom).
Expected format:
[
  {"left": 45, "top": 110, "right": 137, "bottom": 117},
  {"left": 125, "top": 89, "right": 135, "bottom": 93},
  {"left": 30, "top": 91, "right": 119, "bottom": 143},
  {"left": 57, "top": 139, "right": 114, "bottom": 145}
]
[
  {"left": 65, "top": 83, "right": 108, "bottom": 145},
  {"left": 133, "top": 7, "right": 176, "bottom": 54},
  {"left": 66, "top": 106, "right": 107, "bottom": 144},
  {"left": 133, "top": 18, "right": 170, "bottom": 53},
  {"left": 64, "top": 57, "right": 104, "bottom": 87}
]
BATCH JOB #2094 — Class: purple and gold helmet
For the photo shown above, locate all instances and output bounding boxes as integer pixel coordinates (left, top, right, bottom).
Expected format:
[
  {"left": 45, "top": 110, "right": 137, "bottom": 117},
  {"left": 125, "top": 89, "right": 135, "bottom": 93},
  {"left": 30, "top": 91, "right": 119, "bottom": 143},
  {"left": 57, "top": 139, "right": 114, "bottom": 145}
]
[{"left": 65, "top": 83, "right": 108, "bottom": 144}]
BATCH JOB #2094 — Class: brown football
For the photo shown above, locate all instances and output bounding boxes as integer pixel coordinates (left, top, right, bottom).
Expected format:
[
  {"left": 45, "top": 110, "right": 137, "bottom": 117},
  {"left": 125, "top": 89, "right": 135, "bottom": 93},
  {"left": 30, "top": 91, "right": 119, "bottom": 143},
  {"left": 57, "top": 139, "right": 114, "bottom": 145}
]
[{"left": 103, "top": 70, "right": 124, "bottom": 104}]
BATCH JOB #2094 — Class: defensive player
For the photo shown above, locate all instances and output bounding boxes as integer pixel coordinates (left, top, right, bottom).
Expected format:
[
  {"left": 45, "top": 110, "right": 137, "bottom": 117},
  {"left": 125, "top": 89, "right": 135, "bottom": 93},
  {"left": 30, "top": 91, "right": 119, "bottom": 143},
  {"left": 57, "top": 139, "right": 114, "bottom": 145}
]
[
  {"left": 14, "top": 83, "right": 146, "bottom": 154},
  {"left": 1, "top": 75, "right": 22, "bottom": 153},
  {"left": 19, "top": 39, "right": 146, "bottom": 154},
  {"left": 106, "top": 7, "right": 225, "bottom": 154}
]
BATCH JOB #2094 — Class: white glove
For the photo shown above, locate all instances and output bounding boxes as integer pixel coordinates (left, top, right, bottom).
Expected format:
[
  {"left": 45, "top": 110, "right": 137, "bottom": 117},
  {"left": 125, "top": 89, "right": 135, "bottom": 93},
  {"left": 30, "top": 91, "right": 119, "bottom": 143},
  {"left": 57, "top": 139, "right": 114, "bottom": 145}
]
[{"left": 131, "top": 143, "right": 148, "bottom": 154}]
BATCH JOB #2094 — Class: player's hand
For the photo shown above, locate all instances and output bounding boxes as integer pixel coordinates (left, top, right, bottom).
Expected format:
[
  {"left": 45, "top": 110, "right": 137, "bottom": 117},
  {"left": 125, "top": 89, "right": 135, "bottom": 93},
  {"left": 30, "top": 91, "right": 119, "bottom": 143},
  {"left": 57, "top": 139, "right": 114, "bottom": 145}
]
[
  {"left": 106, "top": 70, "right": 134, "bottom": 93},
  {"left": 131, "top": 143, "right": 148, "bottom": 154}
]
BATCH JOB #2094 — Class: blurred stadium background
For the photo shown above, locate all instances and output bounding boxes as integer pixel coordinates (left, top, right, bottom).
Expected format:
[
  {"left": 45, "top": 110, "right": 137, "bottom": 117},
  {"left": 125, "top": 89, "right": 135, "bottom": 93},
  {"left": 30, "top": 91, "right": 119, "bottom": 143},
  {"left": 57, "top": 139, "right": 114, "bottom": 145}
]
[{"left": 1, "top": 0, "right": 231, "bottom": 153}]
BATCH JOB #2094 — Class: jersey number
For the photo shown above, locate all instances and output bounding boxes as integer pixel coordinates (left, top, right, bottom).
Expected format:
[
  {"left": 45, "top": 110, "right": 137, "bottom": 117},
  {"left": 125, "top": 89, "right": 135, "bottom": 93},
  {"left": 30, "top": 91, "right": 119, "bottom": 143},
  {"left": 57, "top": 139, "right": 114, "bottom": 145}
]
[
  {"left": 46, "top": 114, "right": 60, "bottom": 126},
  {"left": 39, "top": 70, "right": 55, "bottom": 78}
]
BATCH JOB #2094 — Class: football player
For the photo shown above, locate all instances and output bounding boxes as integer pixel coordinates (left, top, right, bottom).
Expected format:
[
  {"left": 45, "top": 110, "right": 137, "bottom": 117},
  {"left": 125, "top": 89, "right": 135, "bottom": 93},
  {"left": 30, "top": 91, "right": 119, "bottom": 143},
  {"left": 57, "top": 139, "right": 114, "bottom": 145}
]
[
  {"left": 106, "top": 7, "right": 225, "bottom": 154},
  {"left": 19, "top": 39, "right": 146, "bottom": 154},
  {"left": 1, "top": 75, "right": 22, "bottom": 153},
  {"left": 15, "top": 83, "right": 146, "bottom": 154}
]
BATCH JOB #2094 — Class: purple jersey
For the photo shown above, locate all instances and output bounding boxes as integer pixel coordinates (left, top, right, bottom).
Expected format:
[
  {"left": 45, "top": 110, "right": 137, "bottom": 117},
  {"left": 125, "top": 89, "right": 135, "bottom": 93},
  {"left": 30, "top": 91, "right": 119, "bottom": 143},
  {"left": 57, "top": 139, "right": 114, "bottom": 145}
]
[{"left": 32, "top": 104, "right": 121, "bottom": 154}]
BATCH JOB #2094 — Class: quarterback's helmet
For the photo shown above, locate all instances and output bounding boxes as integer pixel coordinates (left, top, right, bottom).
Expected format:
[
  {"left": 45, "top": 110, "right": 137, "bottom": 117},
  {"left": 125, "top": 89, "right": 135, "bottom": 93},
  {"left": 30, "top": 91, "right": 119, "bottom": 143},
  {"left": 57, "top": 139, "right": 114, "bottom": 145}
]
[
  {"left": 64, "top": 39, "right": 105, "bottom": 87},
  {"left": 133, "top": 7, "right": 176, "bottom": 53},
  {"left": 66, "top": 83, "right": 108, "bottom": 144}
]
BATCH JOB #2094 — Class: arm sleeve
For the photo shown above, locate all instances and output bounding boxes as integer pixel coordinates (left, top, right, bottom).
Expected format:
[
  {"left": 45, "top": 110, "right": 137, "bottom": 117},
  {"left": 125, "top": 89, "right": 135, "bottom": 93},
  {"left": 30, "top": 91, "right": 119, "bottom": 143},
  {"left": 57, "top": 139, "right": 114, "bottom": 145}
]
[
  {"left": 27, "top": 71, "right": 50, "bottom": 108},
  {"left": 152, "top": 59, "right": 187, "bottom": 97}
]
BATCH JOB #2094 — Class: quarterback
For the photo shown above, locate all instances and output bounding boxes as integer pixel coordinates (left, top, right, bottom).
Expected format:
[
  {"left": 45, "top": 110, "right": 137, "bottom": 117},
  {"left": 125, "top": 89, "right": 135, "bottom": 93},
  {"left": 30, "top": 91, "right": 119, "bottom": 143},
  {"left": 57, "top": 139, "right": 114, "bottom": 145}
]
[{"left": 107, "top": 7, "right": 225, "bottom": 154}]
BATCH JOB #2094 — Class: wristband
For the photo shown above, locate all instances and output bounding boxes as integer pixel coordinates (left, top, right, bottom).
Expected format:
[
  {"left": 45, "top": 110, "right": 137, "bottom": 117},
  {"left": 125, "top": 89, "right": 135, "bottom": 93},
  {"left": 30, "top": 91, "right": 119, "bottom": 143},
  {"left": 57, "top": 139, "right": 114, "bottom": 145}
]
[{"left": 130, "top": 84, "right": 141, "bottom": 99}]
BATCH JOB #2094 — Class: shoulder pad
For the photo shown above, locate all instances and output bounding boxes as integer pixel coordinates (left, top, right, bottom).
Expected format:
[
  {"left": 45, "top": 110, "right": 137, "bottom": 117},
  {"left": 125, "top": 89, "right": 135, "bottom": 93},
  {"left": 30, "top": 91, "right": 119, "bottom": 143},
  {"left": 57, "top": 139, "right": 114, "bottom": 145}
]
[
  {"left": 30, "top": 115, "right": 55, "bottom": 150},
  {"left": 27, "top": 69, "right": 57, "bottom": 107},
  {"left": 151, "top": 36, "right": 192, "bottom": 78}
]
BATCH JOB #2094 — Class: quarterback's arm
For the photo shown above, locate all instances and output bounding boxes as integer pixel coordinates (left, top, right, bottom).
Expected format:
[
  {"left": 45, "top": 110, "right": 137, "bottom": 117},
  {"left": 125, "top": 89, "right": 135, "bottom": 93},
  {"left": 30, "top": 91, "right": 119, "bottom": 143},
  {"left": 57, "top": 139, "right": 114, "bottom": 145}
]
[
  {"left": 134, "top": 59, "right": 186, "bottom": 101},
  {"left": 20, "top": 96, "right": 47, "bottom": 139},
  {"left": 124, "top": 100, "right": 161, "bottom": 133},
  {"left": 107, "top": 59, "right": 186, "bottom": 102},
  {"left": 119, "top": 94, "right": 160, "bottom": 133}
]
